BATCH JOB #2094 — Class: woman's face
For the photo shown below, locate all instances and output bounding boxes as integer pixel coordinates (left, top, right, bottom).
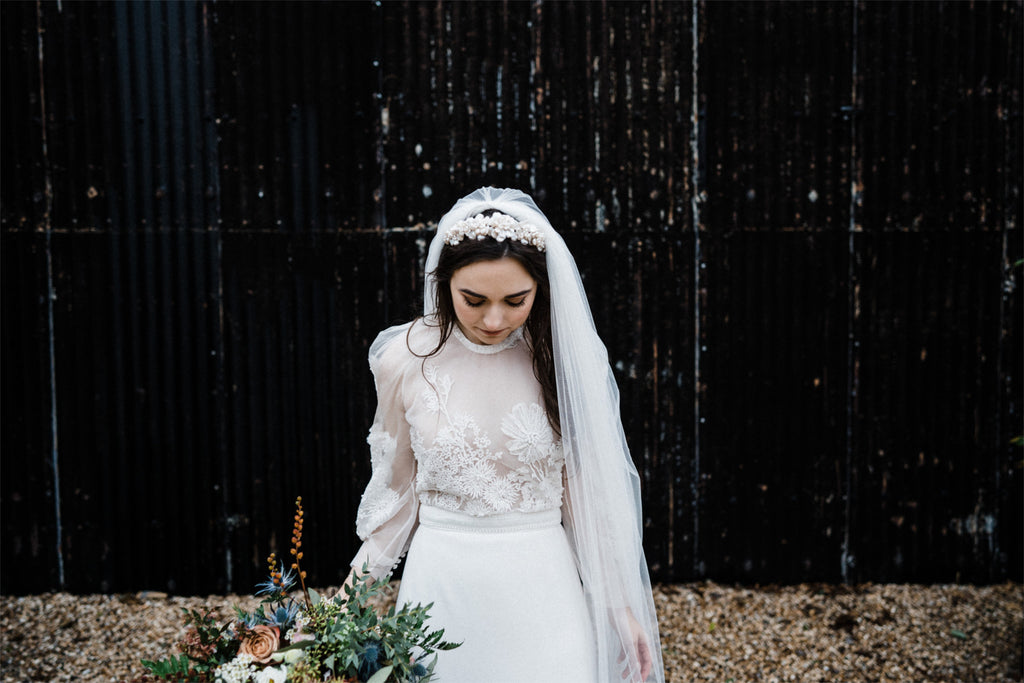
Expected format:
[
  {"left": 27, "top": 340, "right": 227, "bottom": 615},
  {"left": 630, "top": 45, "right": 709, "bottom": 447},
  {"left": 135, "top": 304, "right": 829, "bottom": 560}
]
[{"left": 449, "top": 256, "right": 537, "bottom": 345}]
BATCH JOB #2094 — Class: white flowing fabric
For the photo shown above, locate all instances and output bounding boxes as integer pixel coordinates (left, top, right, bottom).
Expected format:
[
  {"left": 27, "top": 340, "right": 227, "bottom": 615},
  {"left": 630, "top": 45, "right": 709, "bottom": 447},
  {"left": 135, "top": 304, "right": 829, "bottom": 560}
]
[
  {"left": 397, "top": 505, "right": 597, "bottom": 682},
  {"left": 425, "top": 187, "right": 665, "bottom": 683}
]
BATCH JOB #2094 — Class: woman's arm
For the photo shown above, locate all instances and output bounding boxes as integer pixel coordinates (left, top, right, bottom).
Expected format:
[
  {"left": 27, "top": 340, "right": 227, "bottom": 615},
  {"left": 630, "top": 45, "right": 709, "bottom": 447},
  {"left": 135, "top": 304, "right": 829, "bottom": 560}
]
[{"left": 346, "top": 324, "right": 420, "bottom": 584}]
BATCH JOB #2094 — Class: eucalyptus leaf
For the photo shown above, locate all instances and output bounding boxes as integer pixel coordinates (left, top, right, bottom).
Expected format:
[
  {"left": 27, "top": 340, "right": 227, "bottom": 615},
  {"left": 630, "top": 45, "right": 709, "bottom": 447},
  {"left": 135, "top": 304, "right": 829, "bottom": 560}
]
[
  {"left": 366, "top": 664, "right": 395, "bottom": 683},
  {"left": 275, "top": 640, "right": 314, "bottom": 652}
]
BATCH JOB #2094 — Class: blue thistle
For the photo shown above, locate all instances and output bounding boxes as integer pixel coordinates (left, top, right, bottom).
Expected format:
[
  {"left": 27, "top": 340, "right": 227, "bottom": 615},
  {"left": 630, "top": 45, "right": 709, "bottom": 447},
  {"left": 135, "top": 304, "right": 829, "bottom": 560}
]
[
  {"left": 359, "top": 641, "right": 382, "bottom": 679},
  {"left": 276, "top": 567, "right": 297, "bottom": 591},
  {"left": 266, "top": 603, "right": 300, "bottom": 630},
  {"left": 254, "top": 567, "right": 297, "bottom": 596},
  {"left": 253, "top": 576, "right": 280, "bottom": 597},
  {"left": 237, "top": 609, "right": 262, "bottom": 629}
]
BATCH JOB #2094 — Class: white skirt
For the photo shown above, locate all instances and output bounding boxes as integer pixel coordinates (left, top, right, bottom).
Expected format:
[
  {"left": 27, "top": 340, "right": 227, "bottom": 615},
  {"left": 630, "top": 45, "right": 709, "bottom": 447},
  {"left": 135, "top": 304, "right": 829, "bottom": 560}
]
[{"left": 397, "top": 505, "right": 597, "bottom": 683}]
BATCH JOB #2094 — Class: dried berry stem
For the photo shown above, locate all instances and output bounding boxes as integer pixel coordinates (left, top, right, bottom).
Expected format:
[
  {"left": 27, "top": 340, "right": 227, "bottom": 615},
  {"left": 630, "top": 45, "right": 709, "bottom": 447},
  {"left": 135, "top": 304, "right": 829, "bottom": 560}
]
[{"left": 290, "top": 496, "right": 312, "bottom": 611}]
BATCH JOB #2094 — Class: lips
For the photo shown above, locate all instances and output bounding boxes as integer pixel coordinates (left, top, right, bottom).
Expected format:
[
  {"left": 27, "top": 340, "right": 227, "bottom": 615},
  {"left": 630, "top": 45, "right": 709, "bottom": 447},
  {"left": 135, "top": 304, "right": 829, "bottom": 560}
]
[{"left": 478, "top": 328, "right": 507, "bottom": 338}]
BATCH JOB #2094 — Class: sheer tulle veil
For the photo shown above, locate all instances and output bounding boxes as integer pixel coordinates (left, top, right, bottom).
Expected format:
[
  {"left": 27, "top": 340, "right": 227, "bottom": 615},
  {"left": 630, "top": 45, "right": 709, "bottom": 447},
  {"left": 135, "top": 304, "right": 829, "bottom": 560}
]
[{"left": 424, "top": 187, "right": 664, "bottom": 682}]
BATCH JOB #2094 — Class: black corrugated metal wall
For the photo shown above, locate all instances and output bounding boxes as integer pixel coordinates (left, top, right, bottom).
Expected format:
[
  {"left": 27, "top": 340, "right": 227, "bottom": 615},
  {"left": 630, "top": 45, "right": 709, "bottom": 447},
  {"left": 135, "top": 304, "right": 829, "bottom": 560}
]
[{"left": 1, "top": 0, "right": 1020, "bottom": 594}]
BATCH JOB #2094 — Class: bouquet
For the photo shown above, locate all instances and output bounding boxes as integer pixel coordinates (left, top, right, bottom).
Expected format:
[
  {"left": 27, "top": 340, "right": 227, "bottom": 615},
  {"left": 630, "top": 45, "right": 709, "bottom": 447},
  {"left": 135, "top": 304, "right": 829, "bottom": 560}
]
[{"left": 140, "top": 497, "right": 459, "bottom": 683}]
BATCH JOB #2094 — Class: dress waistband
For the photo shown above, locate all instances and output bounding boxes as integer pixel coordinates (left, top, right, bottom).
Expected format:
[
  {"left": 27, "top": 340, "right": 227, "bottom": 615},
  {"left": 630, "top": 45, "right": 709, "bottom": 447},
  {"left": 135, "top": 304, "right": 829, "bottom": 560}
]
[{"left": 418, "top": 505, "right": 562, "bottom": 533}]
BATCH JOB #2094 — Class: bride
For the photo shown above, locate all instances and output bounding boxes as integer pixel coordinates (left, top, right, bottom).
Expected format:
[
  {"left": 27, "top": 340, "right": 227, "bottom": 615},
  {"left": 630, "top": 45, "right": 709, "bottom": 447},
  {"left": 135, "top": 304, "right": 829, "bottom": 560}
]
[{"left": 345, "top": 188, "right": 664, "bottom": 682}]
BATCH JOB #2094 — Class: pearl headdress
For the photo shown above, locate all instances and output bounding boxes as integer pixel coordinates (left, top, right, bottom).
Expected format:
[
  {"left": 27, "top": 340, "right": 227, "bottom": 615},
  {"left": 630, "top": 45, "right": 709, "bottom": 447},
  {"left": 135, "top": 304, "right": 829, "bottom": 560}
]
[{"left": 443, "top": 212, "right": 546, "bottom": 251}]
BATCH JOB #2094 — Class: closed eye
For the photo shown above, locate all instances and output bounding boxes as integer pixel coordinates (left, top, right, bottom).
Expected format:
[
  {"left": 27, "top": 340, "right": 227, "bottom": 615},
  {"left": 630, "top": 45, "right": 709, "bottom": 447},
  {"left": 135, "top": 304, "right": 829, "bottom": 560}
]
[{"left": 506, "top": 298, "right": 527, "bottom": 308}]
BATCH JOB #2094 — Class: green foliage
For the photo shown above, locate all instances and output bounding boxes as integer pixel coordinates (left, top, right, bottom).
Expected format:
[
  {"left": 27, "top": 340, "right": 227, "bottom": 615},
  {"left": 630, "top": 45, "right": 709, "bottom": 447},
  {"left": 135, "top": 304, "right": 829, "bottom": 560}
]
[
  {"left": 305, "top": 565, "right": 460, "bottom": 683},
  {"left": 140, "top": 654, "right": 195, "bottom": 680},
  {"left": 183, "top": 608, "right": 237, "bottom": 667},
  {"left": 141, "top": 608, "right": 238, "bottom": 680}
]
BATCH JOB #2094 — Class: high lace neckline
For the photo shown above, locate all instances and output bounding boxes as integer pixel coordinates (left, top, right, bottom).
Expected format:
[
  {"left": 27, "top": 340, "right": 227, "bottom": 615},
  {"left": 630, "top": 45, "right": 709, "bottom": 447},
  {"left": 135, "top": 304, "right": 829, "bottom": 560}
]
[{"left": 452, "top": 325, "right": 523, "bottom": 355}]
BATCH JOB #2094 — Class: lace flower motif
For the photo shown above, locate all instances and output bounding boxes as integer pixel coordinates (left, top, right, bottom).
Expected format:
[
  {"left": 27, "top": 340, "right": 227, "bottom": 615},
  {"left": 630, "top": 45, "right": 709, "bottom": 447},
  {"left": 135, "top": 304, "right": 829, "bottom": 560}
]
[
  {"left": 355, "top": 424, "right": 401, "bottom": 538},
  {"left": 518, "top": 462, "right": 564, "bottom": 512},
  {"left": 482, "top": 475, "right": 521, "bottom": 512},
  {"left": 502, "top": 402, "right": 555, "bottom": 464},
  {"left": 460, "top": 459, "right": 499, "bottom": 498}
]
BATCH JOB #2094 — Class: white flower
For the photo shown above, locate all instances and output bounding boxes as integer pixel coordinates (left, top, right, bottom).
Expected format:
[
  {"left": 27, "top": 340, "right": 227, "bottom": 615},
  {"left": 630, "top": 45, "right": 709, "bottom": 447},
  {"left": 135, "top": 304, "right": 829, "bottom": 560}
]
[
  {"left": 520, "top": 470, "right": 564, "bottom": 510},
  {"left": 272, "top": 645, "right": 307, "bottom": 664},
  {"left": 215, "top": 653, "right": 258, "bottom": 683},
  {"left": 255, "top": 665, "right": 289, "bottom": 683},
  {"left": 482, "top": 475, "right": 520, "bottom": 512},
  {"left": 460, "top": 459, "right": 497, "bottom": 498},
  {"left": 502, "top": 403, "right": 554, "bottom": 464}
]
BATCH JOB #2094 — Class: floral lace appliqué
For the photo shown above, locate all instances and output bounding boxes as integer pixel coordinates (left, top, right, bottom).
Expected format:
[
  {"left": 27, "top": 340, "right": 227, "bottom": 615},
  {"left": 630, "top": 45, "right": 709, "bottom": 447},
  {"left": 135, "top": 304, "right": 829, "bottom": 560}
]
[
  {"left": 415, "top": 363, "right": 563, "bottom": 515},
  {"left": 355, "top": 424, "right": 401, "bottom": 538},
  {"left": 502, "top": 402, "right": 555, "bottom": 464}
]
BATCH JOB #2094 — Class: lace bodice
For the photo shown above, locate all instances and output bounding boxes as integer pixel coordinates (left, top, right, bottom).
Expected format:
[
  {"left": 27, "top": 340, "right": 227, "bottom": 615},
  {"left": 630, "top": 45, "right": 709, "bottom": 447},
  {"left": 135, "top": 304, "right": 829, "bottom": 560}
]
[{"left": 351, "top": 319, "right": 565, "bottom": 578}]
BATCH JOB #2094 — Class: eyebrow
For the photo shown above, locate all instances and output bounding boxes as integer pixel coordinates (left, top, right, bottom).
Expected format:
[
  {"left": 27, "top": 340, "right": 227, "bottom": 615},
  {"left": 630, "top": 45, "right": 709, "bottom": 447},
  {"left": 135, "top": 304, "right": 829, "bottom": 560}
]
[{"left": 458, "top": 287, "right": 533, "bottom": 300}]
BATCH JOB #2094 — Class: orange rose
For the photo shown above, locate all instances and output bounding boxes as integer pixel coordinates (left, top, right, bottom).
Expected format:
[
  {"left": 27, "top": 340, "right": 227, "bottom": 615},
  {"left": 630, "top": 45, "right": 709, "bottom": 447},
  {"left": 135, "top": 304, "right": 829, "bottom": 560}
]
[{"left": 239, "top": 624, "right": 280, "bottom": 663}]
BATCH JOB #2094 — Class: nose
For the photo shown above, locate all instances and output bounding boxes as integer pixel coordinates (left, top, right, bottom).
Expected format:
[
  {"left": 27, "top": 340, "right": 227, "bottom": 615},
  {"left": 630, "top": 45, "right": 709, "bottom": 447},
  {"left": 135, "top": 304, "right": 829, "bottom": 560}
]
[{"left": 482, "top": 305, "right": 504, "bottom": 330}]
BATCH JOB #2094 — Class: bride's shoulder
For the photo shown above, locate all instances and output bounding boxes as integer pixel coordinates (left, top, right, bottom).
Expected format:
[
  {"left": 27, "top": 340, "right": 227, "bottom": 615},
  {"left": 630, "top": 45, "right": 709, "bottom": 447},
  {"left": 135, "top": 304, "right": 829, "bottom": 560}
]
[{"left": 368, "top": 317, "right": 441, "bottom": 375}]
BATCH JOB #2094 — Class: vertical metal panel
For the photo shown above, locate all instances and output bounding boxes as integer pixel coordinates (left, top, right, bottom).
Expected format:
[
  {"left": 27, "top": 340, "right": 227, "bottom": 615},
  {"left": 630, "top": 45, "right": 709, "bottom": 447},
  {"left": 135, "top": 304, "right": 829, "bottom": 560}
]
[
  {"left": 0, "top": 2, "right": 58, "bottom": 594},
  {"left": 30, "top": 0, "right": 223, "bottom": 234},
  {"left": 858, "top": 1, "right": 1011, "bottom": 232},
  {"left": 699, "top": 232, "right": 850, "bottom": 582},
  {"left": 0, "top": 233, "right": 58, "bottom": 593},
  {"left": 0, "top": 1, "right": 227, "bottom": 594},
  {"left": 846, "top": 0, "right": 1020, "bottom": 582},
  {"left": 0, "top": 1, "right": 47, "bottom": 231},
  {"left": 379, "top": 1, "right": 693, "bottom": 233},
  {"left": 697, "top": 1, "right": 854, "bottom": 582},
  {"left": 1000, "top": 224, "right": 1022, "bottom": 578},
  {"left": 48, "top": 231, "right": 223, "bottom": 593},
  {"left": 998, "top": 0, "right": 1022, "bottom": 578},
  {"left": 700, "top": 0, "right": 854, "bottom": 232},
  {"left": 850, "top": 233, "right": 1007, "bottom": 581},
  {"left": 213, "top": 2, "right": 379, "bottom": 232}
]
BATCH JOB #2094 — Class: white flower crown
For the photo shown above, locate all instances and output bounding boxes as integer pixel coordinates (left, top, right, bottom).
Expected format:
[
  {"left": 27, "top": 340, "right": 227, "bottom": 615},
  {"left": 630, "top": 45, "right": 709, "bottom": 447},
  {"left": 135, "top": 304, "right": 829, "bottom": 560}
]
[{"left": 443, "top": 212, "right": 546, "bottom": 251}]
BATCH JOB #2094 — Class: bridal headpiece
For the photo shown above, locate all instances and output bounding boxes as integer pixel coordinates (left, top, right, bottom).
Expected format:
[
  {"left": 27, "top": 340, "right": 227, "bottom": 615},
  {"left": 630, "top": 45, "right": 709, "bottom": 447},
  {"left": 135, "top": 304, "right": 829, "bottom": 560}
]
[{"left": 443, "top": 212, "right": 546, "bottom": 251}]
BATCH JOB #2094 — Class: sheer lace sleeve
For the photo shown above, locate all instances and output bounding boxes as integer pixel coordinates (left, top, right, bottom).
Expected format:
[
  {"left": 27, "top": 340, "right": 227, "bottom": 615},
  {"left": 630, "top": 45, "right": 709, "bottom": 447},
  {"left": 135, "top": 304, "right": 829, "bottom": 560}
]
[{"left": 350, "top": 323, "right": 419, "bottom": 579}]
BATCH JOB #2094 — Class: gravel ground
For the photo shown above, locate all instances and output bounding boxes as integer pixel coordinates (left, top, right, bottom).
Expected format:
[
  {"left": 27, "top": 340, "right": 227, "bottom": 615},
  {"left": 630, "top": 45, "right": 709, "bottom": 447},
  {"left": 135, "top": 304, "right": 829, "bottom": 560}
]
[{"left": 1, "top": 582, "right": 1020, "bottom": 683}]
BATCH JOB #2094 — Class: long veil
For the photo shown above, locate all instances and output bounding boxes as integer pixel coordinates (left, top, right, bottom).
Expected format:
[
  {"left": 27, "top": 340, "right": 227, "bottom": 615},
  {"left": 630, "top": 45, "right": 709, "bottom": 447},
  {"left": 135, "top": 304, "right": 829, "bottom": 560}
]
[{"left": 424, "top": 187, "right": 664, "bottom": 682}]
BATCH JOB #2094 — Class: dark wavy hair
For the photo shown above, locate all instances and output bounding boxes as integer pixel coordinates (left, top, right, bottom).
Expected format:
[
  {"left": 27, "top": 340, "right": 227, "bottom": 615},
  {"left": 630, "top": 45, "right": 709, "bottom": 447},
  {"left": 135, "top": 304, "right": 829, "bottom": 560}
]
[{"left": 411, "top": 217, "right": 559, "bottom": 434}]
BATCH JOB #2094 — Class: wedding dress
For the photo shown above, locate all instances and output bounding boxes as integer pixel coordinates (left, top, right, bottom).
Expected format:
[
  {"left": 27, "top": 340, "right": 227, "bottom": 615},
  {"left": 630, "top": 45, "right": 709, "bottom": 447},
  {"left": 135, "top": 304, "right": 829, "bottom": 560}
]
[{"left": 351, "top": 318, "right": 597, "bottom": 682}]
